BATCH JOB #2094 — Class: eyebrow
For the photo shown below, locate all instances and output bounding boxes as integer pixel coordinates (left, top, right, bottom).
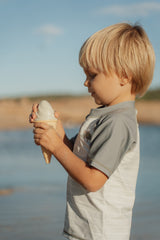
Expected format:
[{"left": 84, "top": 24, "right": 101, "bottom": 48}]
[{"left": 85, "top": 67, "right": 98, "bottom": 74}]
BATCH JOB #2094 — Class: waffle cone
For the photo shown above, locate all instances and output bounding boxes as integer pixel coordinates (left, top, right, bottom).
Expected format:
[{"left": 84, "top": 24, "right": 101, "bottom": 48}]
[{"left": 35, "top": 120, "right": 57, "bottom": 164}]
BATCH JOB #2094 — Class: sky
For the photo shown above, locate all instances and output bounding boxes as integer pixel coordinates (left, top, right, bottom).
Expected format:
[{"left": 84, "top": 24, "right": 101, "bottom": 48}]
[{"left": 0, "top": 0, "right": 160, "bottom": 98}]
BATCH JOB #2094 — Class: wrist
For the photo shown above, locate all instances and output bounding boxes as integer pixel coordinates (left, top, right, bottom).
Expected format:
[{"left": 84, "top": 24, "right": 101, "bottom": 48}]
[{"left": 52, "top": 136, "right": 65, "bottom": 157}]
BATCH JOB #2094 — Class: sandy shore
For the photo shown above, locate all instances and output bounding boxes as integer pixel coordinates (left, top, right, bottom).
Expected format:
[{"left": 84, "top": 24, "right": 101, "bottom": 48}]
[{"left": 0, "top": 96, "right": 160, "bottom": 130}]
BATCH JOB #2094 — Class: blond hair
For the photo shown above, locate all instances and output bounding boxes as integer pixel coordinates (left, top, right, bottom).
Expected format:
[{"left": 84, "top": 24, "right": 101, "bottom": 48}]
[{"left": 79, "top": 23, "right": 155, "bottom": 96}]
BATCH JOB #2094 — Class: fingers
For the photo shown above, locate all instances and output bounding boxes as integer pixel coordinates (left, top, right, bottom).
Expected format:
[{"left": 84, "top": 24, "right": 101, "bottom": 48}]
[
  {"left": 29, "top": 103, "right": 39, "bottom": 123},
  {"left": 32, "top": 103, "right": 39, "bottom": 112},
  {"left": 33, "top": 122, "right": 53, "bottom": 146},
  {"left": 33, "top": 130, "right": 44, "bottom": 145},
  {"left": 33, "top": 125, "right": 46, "bottom": 145},
  {"left": 33, "top": 132, "right": 41, "bottom": 145},
  {"left": 54, "top": 111, "right": 60, "bottom": 119},
  {"left": 33, "top": 127, "right": 45, "bottom": 134},
  {"left": 33, "top": 122, "right": 49, "bottom": 129},
  {"left": 29, "top": 112, "right": 36, "bottom": 123}
]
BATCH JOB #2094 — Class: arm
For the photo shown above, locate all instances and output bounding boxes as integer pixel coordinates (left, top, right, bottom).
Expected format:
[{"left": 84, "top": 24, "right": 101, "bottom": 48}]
[{"left": 33, "top": 122, "right": 108, "bottom": 192}]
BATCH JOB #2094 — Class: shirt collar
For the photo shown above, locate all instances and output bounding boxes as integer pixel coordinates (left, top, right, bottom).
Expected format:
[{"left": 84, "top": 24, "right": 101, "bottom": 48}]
[{"left": 88, "top": 101, "right": 135, "bottom": 119}]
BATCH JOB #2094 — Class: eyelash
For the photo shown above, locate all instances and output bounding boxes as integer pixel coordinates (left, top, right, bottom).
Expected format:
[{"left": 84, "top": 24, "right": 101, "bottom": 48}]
[{"left": 87, "top": 73, "right": 97, "bottom": 79}]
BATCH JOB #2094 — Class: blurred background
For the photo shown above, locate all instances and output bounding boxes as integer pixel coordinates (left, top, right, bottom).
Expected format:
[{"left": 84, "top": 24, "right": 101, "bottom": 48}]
[
  {"left": 0, "top": 0, "right": 160, "bottom": 98},
  {"left": 0, "top": 0, "right": 160, "bottom": 239}
]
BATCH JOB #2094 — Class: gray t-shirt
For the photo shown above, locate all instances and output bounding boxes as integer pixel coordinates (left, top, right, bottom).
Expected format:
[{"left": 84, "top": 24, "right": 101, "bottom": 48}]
[{"left": 64, "top": 101, "right": 139, "bottom": 240}]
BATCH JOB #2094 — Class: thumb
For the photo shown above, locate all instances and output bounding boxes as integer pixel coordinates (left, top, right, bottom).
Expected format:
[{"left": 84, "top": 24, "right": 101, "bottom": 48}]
[{"left": 54, "top": 111, "right": 60, "bottom": 119}]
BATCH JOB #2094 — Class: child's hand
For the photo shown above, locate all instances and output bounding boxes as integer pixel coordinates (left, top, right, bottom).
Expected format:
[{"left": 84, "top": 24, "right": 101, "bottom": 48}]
[
  {"left": 30, "top": 103, "right": 72, "bottom": 149},
  {"left": 33, "top": 122, "right": 62, "bottom": 154},
  {"left": 29, "top": 104, "right": 39, "bottom": 123},
  {"left": 29, "top": 104, "right": 65, "bottom": 139}
]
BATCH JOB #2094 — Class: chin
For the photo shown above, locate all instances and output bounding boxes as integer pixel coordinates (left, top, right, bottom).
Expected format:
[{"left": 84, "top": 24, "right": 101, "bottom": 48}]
[{"left": 94, "top": 98, "right": 102, "bottom": 105}]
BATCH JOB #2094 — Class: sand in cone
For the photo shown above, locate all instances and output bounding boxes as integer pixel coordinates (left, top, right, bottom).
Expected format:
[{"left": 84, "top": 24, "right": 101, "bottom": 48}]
[{"left": 35, "top": 120, "right": 57, "bottom": 164}]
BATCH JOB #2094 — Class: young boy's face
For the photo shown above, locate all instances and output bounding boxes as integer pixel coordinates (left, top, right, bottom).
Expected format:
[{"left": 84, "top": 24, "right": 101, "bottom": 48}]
[{"left": 84, "top": 67, "right": 125, "bottom": 106}]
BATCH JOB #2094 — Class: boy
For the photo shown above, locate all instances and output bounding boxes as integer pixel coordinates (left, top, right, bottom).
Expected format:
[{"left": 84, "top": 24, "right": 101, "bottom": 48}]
[{"left": 30, "top": 23, "right": 155, "bottom": 239}]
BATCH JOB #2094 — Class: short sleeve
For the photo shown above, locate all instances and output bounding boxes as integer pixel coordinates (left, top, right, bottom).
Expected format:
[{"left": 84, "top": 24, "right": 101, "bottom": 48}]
[{"left": 87, "top": 117, "right": 136, "bottom": 177}]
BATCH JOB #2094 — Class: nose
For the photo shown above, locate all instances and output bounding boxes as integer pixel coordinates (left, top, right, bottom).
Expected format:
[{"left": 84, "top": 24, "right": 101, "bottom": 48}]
[{"left": 84, "top": 78, "right": 89, "bottom": 87}]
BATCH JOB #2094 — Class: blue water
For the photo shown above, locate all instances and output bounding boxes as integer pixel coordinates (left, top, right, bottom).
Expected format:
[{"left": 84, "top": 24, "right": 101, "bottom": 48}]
[{"left": 0, "top": 126, "right": 160, "bottom": 240}]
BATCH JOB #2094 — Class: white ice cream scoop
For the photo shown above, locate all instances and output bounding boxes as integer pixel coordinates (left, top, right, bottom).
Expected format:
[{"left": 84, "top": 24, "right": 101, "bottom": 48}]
[{"left": 35, "top": 100, "right": 57, "bottom": 121}]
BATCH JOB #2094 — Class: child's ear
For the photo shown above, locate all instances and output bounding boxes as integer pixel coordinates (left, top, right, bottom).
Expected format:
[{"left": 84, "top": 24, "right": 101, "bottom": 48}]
[{"left": 120, "top": 77, "right": 131, "bottom": 86}]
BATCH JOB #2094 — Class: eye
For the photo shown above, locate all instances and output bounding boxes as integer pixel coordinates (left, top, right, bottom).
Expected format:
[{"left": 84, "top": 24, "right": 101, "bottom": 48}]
[
  {"left": 88, "top": 73, "right": 97, "bottom": 79},
  {"left": 84, "top": 69, "right": 97, "bottom": 80},
  {"left": 86, "top": 71, "right": 97, "bottom": 80}
]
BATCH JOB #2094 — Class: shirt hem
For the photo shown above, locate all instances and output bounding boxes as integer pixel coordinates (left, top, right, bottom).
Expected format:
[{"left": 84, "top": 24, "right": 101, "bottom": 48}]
[{"left": 63, "top": 230, "right": 86, "bottom": 240}]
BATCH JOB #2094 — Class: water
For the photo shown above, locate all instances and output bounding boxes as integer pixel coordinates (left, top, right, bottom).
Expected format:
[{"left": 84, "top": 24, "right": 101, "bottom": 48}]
[
  {"left": 0, "top": 126, "right": 160, "bottom": 240},
  {"left": 130, "top": 126, "right": 160, "bottom": 240}
]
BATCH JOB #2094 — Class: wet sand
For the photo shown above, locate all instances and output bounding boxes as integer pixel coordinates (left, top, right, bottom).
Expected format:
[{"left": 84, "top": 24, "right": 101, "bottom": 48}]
[{"left": 0, "top": 96, "right": 160, "bottom": 130}]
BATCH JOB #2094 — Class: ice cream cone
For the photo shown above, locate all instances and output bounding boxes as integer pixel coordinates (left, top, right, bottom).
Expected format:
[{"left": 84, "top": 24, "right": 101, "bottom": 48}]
[
  {"left": 33, "top": 100, "right": 57, "bottom": 164},
  {"left": 41, "top": 146, "right": 52, "bottom": 164},
  {"left": 35, "top": 120, "right": 57, "bottom": 164}
]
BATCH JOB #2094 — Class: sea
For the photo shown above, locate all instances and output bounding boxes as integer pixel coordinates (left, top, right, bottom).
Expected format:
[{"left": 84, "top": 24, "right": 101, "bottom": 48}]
[{"left": 0, "top": 125, "right": 160, "bottom": 240}]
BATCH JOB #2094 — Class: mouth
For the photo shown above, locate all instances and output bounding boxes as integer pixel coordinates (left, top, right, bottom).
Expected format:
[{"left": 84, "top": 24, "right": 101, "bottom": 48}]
[
  {"left": 88, "top": 89, "right": 93, "bottom": 94},
  {"left": 90, "top": 91, "right": 95, "bottom": 97},
  {"left": 88, "top": 89, "right": 96, "bottom": 98}
]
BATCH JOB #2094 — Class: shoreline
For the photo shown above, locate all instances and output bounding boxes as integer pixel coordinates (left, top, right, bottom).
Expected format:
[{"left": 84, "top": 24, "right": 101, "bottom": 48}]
[{"left": 0, "top": 97, "right": 160, "bottom": 131}]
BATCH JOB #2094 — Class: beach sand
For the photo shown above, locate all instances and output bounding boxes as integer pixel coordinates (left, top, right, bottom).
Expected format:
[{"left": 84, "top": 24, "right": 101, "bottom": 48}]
[{"left": 0, "top": 96, "right": 160, "bottom": 130}]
